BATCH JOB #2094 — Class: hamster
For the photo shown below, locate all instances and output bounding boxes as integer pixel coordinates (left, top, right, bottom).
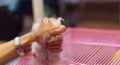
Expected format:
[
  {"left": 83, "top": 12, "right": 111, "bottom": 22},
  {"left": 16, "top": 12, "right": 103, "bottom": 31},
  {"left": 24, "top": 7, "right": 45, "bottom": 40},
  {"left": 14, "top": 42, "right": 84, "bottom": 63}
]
[{"left": 31, "top": 17, "right": 64, "bottom": 65}]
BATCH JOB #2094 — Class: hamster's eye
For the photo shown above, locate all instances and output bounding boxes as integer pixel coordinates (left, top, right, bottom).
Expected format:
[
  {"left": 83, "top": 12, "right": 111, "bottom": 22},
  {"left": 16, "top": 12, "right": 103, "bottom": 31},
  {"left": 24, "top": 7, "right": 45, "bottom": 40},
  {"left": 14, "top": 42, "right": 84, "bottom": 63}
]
[
  {"left": 56, "top": 17, "right": 65, "bottom": 25},
  {"left": 60, "top": 19, "right": 65, "bottom": 25}
]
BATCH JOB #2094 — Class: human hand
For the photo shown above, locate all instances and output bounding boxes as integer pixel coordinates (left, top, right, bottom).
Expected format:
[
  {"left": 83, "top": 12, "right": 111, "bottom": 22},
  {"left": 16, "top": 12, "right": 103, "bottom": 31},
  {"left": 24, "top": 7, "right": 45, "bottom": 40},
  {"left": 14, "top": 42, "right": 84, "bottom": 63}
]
[
  {"left": 32, "top": 17, "right": 66, "bottom": 53},
  {"left": 48, "top": 25, "right": 66, "bottom": 53}
]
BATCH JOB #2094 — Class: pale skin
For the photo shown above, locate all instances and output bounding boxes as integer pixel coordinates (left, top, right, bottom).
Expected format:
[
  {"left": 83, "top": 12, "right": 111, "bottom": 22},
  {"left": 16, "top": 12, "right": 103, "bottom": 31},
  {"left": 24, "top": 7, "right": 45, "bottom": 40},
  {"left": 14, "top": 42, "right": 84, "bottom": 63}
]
[{"left": 0, "top": 25, "right": 66, "bottom": 65}]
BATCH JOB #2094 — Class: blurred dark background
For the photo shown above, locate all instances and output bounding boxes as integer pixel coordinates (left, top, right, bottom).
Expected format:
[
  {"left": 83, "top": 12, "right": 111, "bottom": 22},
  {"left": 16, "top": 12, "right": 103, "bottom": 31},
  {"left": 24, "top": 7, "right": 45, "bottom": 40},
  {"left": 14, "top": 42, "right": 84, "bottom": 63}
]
[{"left": 0, "top": 0, "right": 120, "bottom": 42}]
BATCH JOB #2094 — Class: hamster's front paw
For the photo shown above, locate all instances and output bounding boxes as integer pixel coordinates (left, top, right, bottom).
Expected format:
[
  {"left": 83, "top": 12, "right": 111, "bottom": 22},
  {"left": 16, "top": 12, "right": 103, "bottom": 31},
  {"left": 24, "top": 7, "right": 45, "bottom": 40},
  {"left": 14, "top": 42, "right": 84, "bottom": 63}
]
[{"left": 31, "top": 42, "right": 47, "bottom": 64}]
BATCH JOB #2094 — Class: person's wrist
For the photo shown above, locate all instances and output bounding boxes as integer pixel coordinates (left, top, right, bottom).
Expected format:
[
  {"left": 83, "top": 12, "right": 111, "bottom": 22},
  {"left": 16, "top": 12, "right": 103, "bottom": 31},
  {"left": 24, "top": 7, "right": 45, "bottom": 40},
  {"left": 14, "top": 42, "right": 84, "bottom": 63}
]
[
  {"left": 14, "top": 37, "right": 25, "bottom": 57},
  {"left": 19, "top": 32, "right": 36, "bottom": 54}
]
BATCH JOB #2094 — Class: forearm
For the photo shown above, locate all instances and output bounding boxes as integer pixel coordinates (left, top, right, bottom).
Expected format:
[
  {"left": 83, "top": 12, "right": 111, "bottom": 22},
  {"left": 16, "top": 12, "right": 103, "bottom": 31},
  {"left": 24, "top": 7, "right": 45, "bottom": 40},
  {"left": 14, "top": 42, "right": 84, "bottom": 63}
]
[
  {"left": 0, "top": 32, "right": 35, "bottom": 64},
  {"left": 0, "top": 40, "right": 18, "bottom": 64}
]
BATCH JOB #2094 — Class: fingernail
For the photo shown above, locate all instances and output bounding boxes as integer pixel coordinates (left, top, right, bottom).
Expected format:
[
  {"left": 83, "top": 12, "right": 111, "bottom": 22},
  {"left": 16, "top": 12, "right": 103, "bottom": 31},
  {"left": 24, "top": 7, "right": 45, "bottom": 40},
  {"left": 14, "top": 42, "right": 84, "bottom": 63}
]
[{"left": 51, "top": 30, "right": 58, "bottom": 36}]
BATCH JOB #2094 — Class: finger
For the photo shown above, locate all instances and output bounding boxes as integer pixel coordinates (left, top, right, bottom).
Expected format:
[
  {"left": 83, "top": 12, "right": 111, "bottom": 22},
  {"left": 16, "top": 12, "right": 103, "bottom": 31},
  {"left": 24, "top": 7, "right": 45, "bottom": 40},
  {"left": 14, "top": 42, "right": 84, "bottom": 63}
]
[
  {"left": 56, "top": 35, "right": 63, "bottom": 40},
  {"left": 48, "top": 46, "right": 62, "bottom": 50},
  {"left": 48, "top": 47, "right": 62, "bottom": 51},
  {"left": 50, "top": 25, "right": 66, "bottom": 36},
  {"left": 48, "top": 42, "right": 62, "bottom": 47},
  {"left": 47, "top": 40, "right": 62, "bottom": 49},
  {"left": 47, "top": 43, "right": 62, "bottom": 49},
  {"left": 48, "top": 38, "right": 63, "bottom": 46},
  {"left": 48, "top": 48, "right": 63, "bottom": 53},
  {"left": 47, "top": 35, "right": 63, "bottom": 49},
  {"left": 48, "top": 35, "right": 63, "bottom": 44},
  {"left": 47, "top": 42, "right": 62, "bottom": 52}
]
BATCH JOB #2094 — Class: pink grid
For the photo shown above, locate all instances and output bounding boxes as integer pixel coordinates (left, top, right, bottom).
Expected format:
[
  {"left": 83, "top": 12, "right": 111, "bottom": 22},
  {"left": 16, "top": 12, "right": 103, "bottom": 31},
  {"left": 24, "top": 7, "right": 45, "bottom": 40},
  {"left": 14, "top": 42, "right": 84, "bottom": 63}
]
[{"left": 11, "top": 28, "right": 120, "bottom": 65}]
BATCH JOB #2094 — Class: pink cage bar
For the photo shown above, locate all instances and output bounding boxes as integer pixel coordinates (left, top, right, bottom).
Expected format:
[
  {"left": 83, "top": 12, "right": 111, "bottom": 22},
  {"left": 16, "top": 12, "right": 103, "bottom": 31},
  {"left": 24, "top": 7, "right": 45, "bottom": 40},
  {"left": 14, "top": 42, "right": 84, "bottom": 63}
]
[{"left": 11, "top": 28, "right": 120, "bottom": 65}]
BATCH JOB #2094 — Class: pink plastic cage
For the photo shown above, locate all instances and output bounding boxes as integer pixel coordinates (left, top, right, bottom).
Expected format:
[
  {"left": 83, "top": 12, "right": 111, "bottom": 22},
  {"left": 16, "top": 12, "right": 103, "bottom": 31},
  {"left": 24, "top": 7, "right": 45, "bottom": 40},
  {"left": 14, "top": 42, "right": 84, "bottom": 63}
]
[{"left": 11, "top": 28, "right": 120, "bottom": 65}]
